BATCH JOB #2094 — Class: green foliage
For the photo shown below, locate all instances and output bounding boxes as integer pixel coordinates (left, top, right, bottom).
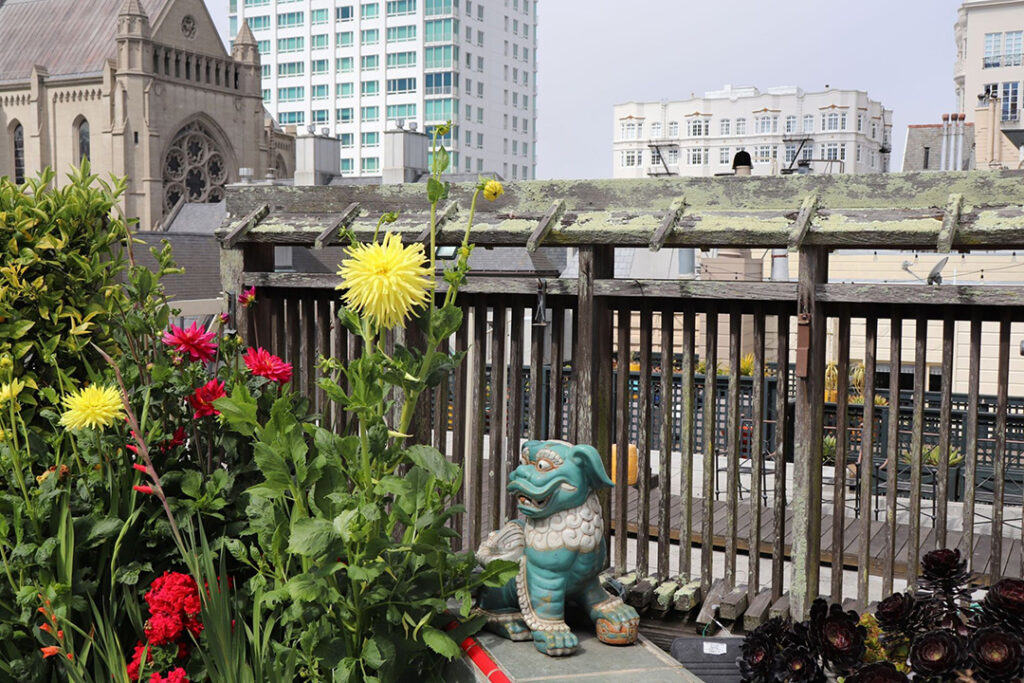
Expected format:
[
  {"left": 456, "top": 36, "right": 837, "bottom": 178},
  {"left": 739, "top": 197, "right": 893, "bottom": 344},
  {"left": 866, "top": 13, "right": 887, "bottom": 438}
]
[{"left": 0, "top": 163, "right": 127, "bottom": 429}]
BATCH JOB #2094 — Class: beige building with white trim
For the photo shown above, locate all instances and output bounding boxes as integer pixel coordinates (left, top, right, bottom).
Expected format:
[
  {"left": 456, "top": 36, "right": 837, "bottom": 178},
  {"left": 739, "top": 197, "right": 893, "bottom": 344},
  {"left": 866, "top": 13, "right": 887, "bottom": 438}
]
[{"left": 0, "top": 0, "right": 294, "bottom": 231}]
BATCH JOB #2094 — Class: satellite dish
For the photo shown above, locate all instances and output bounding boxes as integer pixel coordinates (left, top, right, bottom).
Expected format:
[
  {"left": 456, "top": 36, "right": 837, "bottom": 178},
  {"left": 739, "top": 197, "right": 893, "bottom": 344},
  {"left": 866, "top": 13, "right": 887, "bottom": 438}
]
[{"left": 927, "top": 257, "right": 949, "bottom": 285}]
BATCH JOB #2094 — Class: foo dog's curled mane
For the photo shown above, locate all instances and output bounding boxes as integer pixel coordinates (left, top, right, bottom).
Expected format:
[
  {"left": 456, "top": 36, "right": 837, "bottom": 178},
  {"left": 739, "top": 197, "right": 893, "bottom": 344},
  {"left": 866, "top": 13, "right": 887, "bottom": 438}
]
[{"left": 524, "top": 492, "right": 602, "bottom": 554}]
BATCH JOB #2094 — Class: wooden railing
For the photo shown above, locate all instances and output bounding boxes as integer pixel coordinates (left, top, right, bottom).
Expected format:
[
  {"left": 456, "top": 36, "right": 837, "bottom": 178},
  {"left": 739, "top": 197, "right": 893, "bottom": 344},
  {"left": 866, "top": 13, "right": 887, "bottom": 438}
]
[{"left": 217, "top": 171, "right": 1024, "bottom": 624}]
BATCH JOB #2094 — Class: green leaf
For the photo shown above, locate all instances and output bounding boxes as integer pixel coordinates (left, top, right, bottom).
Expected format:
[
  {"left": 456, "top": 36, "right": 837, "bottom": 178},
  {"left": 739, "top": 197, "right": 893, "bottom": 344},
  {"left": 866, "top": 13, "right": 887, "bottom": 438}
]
[
  {"left": 406, "top": 445, "right": 460, "bottom": 485},
  {"left": 7, "top": 319, "right": 34, "bottom": 339},
  {"left": 180, "top": 470, "right": 202, "bottom": 498},
  {"left": 421, "top": 626, "right": 461, "bottom": 660},
  {"left": 213, "top": 384, "right": 259, "bottom": 436},
  {"left": 429, "top": 304, "right": 463, "bottom": 345},
  {"left": 286, "top": 573, "right": 323, "bottom": 602},
  {"left": 362, "top": 637, "right": 384, "bottom": 669},
  {"left": 288, "top": 517, "right": 338, "bottom": 558},
  {"left": 434, "top": 146, "right": 451, "bottom": 175},
  {"left": 427, "top": 177, "right": 445, "bottom": 204}
]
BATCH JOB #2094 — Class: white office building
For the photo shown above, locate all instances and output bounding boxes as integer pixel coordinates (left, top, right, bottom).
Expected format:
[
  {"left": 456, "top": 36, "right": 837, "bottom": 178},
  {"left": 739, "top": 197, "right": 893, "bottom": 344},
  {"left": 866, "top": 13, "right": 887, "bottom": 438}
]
[
  {"left": 612, "top": 85, "right": 892, "bottom": 179},
  {"left": 228, "top": 0, "right": 537, "bottom": 179}
]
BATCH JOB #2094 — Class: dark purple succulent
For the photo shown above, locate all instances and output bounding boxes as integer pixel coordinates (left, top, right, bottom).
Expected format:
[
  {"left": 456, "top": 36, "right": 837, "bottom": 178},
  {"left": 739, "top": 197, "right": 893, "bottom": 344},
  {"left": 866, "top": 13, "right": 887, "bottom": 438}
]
[
  {"left": 909, "top": 630, "right": 965, "bottom": 679},
  {"left": 875, "top": 592, "right": 917, "bottom": 633},
  {"left": 844, "top": 662, "right": 910, "bottom": 683},
  {"left": 970, "top": 626, "right": 1023, "bottom": 681},
  {"left": 774, "top": 645, "right": 826, "bottom": 682},
  {"left": 982, "top": 578, "right": 1024, "bottom": 629},
  {"left": 737, "top": 632, "right": 775, "bottom": 682},
  {"left": 919, "top": 549, "right": 970, "bottom": 601},
  {"left": 807, "top": 599, "right": 866, "bottom": 673}
]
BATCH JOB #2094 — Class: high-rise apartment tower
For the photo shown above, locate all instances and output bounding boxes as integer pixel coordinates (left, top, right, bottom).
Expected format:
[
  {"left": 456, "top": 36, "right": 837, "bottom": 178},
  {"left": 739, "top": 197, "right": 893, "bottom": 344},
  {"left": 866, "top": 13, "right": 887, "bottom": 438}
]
[{"left": 228, "top": 0, "right": 537, "bottom": 178}]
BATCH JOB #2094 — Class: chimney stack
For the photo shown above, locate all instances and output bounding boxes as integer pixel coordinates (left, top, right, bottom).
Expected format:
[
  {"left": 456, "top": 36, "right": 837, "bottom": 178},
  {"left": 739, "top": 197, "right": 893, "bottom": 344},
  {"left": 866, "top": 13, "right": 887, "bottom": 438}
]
[
  {"left": 940, "top": 113, "right": 951, "bottom": 171},
  {"left": 382, "top": 124, "right": 429, "bottom": 184}
]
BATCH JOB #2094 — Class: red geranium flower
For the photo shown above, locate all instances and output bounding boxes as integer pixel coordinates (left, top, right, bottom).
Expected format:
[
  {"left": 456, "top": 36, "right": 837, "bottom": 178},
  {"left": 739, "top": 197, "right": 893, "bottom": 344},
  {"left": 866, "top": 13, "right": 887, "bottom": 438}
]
[
  {"left": 145, "top": 572, "right": 202, "bottom": 618},
  {"left": 162, "top": 322, "right": 218, "bottom": 363},
  {"left": 243, "top": 347, "right": 293, "bottom": 384},
  {"left": 144, "top": 611, "right": 183, "bottom": 646},
  {"left": 126, "top": 642, "right": 152, "bottom": 681},
  {"left": 150, "top": 668, "right": 189, "bottom": 683},
  {"left": 188, "top": 379, "right": 226, "bottom": 418}
]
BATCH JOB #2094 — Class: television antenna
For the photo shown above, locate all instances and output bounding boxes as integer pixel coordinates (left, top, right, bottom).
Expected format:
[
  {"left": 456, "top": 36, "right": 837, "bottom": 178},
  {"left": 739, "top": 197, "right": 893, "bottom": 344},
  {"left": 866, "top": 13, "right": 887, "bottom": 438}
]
[{"left": 901, "top": 256, "right": 948, "bottom": 285}]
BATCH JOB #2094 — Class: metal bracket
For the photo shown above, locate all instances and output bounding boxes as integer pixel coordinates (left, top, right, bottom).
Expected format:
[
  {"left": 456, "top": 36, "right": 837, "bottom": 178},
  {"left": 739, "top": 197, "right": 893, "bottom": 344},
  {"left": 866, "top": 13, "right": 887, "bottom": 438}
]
[
  {"left": 222, "top": 203, "right": 269, "bottom": 249},
  {"left": 527, "top": 199, "right": 567, "bottom": 252},
  {"left": 314, "top": 202, "right": 360, "bottom": 249},
  {"left": 649, "top": 196, "right": 687, "bottom": 252},
  {"left": 795, "top": 313, "right": 812, "bottom": 378},
  {"left": 787, "top": 194, "right": 820, "bottom": 252},
  {"left": 937, "top": 193, "right": 963, "bottom": 253}
]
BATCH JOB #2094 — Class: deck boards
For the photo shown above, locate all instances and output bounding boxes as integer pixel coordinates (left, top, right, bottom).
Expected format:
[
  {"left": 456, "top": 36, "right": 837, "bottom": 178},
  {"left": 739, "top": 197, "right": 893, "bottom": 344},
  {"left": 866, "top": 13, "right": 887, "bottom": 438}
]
[
  {"left": 608, "top": 487, "right": 1008, "bottom": 584},
  {"left": 472, "top": 484, "right": 1008, "bottom": 586}
]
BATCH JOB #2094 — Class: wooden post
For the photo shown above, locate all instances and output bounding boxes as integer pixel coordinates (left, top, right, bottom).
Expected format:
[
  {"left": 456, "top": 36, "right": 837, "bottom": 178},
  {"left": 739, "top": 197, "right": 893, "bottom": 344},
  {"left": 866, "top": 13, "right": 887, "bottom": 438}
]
[
  {"left": 576, "top": 246, "right": 615, "bottom": 552},
  {"left": 790, "top": 247, "right": 827, "bottom": 620},
  {"left": 220, "top": 243, "right": 274, "bottom": 348}
]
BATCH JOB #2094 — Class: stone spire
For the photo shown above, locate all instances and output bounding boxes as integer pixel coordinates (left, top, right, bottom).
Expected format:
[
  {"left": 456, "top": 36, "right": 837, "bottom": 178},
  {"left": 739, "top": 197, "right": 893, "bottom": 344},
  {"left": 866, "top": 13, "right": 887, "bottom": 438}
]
[
  {"left": 117, "top": 0, "right": 150, "bottom": 38},
  {"left": 232, "top": 20, "right": 259, "bottom": 64}
]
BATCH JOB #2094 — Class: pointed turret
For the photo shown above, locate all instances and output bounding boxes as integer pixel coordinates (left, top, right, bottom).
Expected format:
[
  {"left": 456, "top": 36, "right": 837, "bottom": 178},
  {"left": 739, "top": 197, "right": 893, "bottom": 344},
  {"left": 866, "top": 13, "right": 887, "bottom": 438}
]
[
  {"left": 117, "top": 0, "right": 150, "bottom": 38},
  {"left": 232, "top": 20, "right": 259, "bottom": 65}
]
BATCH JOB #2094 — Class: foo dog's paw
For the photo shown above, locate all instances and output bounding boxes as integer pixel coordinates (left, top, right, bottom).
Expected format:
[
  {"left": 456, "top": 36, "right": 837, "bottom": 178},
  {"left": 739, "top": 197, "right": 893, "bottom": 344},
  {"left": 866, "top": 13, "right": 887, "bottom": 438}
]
[
  {"left": 480, "top": 614, "right": 532, "bottom": 642},
  {"left": 590, "top": 597, "right": 639, "bottom": 646},
  {"left": 532, "top": 629, "right": 579, "bottom": 656}
]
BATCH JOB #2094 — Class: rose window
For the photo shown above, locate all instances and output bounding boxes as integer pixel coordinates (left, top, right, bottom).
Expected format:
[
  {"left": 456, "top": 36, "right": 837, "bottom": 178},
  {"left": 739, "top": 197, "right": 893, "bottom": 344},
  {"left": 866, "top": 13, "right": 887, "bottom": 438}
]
[{"left": 162, "top": 122, "right": 231, "bottom": 212}]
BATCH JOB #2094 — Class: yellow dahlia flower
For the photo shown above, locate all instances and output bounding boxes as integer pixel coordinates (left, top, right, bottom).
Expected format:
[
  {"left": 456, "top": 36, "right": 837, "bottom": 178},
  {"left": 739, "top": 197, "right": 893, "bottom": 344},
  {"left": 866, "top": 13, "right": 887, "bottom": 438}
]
[
  {"left": 336, "top": 232, "right": 432, "bottom": 330},
  {"left": 482, "top": 180, "right": 504, "bottom": 201},
  {"left": 59, "top": 385, "right": 124, "bottom": 431},
  {"left": 0, "top": 379, "right": 25, "bottom": 406}
]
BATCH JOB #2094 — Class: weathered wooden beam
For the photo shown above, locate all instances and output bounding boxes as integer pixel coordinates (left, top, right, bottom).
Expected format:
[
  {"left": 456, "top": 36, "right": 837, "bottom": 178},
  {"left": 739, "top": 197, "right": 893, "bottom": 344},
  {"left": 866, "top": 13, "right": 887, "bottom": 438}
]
[
  {"left": 526, "top": 199, "right": 566, "bottom": 252},
  {"left": 625, "top": 577, "right": 657, "bottom": 612},
  {"left": 769, "top": 593, "right": 791, "bottom": 621},
  {"left": 651, "top": 581, "right": 680, "bottom": 616},
  {"left": 937, "top": 193, "right": 963, "bottom": 253},
  {"left": 818, "top": 283, "right": 1024, "bottom": 307},
  {"left": 719, "top": 586, "right": 749, "bottom": 621},
  {"left": 673, "top": 580, "right": 703, "bottom": 613},
  {"left": 414, "top": 201, "right": 459, "bottom": 242},
  {"left": 649, "top": 196, "right": 686, "bottom": 252},
  {"left": 314, "top": 202, "right": 360, "bottom": 249},
  {"left": 787, "top": 194, "right": 819, "bottom": 252},
  {"left": 695, "top": 580, "right": 727, "bottom": 627},
  {"left": 743, "top": 589, "right": 774, "bottom": 631},
  {"left": 222, "top": 203, "right": 269, "bottom": 249}
]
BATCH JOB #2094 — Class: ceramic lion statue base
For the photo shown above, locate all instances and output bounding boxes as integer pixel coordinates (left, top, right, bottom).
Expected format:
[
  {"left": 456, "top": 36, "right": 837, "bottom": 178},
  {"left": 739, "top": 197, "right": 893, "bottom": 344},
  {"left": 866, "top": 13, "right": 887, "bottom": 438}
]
[{"left": 474, "top": 440, "right": 640, "bottom": 657}]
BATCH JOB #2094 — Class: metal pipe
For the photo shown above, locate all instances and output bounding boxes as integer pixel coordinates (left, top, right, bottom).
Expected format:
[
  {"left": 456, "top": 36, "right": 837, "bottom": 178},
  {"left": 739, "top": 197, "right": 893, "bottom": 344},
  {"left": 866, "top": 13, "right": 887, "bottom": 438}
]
[
  {"left": 940, "top": 113, "right": 950, "bottom": 171},
  {"left": 770, "top": 249, "right": 789, "bottom": 281},
  {"left": 955, "top": 113, "right": 966, "bottom": 171}
]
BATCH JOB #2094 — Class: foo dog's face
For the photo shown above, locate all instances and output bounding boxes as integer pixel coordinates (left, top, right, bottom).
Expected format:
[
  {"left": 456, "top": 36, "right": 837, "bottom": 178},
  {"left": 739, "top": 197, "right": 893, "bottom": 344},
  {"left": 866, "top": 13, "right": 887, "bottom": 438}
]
[{"left": 507, "top": 441, "right": 612, "bottom": 519}]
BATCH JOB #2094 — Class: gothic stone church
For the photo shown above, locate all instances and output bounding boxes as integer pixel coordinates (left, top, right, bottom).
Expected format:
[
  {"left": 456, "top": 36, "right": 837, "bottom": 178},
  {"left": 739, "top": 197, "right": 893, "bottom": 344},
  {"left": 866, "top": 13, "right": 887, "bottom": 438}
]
[{"left": 0, "top": 0, "right": 293, "bottom": 230}]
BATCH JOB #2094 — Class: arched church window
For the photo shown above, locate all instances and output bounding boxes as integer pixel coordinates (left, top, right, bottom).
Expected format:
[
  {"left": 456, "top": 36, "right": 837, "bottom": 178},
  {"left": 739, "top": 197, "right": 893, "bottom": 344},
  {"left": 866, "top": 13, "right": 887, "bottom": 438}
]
[
  {"left": 12, "top": 123, "right": 24, "bottom": 184},
  {"left": 77, "top": 118, "right": 90, "bottom": 163},
  {"left": 162, "top": 122, "right": 229, "bottom": 211}
]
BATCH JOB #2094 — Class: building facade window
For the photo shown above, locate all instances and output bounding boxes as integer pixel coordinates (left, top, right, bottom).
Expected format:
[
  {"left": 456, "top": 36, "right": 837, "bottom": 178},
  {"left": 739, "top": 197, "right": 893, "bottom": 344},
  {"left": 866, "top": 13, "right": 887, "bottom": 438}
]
[
  {"left": 754, "top": 144, "right": 775, "bottom": 163},
  {"left": 337, "top": 5, "right": 354, "bottom": 20},
  {"left": 688, "top": 147, "right": 707, "bottom": 165},
  {"left": 720, "top": 119, "right": 730, "bottom": 135},
  {"left": 785, "top": 144, "right": 797, "bottom": 164},
  {"left": 361, "top": 106, "right": 380, "bottom": 121},
  {"left": 386, "top": 0, "right": 416, "bottom": 16},
  {"left": 719, "top": 147, "right": 730, "bottom": 164},
  {"left": 361, "top": 29, "right": 379, "bottom": 44},
  {"left": 12, "top": 123, "right": 24, "bottom": 184},
  {"left": 77, "top": 118, "right": 90, "bottom": 163},
  {"left": 362, "top": 157, "right": 380, "bottom": 173},
  {"left": 310, "top": 59, "right": 328, "bottom": 74},
  {"left": 361, "top": 131, "right": 380, "bottom": 147},
  {"left": 277, "top": 36, "right": 303, "bottom": 52},
  {"left": 337, "top": 82, "right": 354, "bottom": 98},
  {"left": 277, "top": 11, "right": 303, "bottom": 28},
  {"left": 162, "top": 121, "right": 229, "bottom": 211},
  {"left": 361, "top": 55, "right": 379, "bottom": 70},
  {"left": 735, "top": 118, "right": 746, "bottom": 135},
  {"left": 361, "top": 3, "right": 379, "bottom": 19},
  {"left": 311, "top": 8, "right": 328, "bottom": 23},
  {"left": 279, "top": 111, "right": 305, "bottom": 125},
  {"left": 278, "top": 86, "right": 304, "bottom": 101},
  {"left": 387, "top": 51, "right": 416, "bottom": 68},
  {"left": 687, "top": 118, "right": 709, "bottom": 137},
  {"left": 668, "top": 121, "right": 679, "bottom": 136},
  {"left": 386, "top": 103, "right": 416, "bottom": 119},
  {"left": 823, "top": 112, "right": 841, "bottom": 131},
  {"left": 803, "top": 114, "right": 813, "bottom": 133},
  {"left": 387, "top": 25, "right": 417, "bottom": 42},
  {"left": 387, "top": 77, "right": 416, "bottom": 94},
  {"left": 785, "top": 115, "right": 797, "bottom": 134},
  {"left": 802, "top": 144, "right": 813, "bottom": 161},
  {"left": 650, "top": 121, "right": 661, "bottom": 138},
  {"left": 857, "top": 114, "right": 864, "bottom": 132},
  {"left": 620, "top": 149, "right": 642, "bottom": 167},
  {"left": 1003, "top": 81, "right": 1020, "bottom": 121},
  {"left": 665, "top": 148, "right": 679, "bottom": 164},
  {"left": 338, "top": 57, "right": 353, "bottom": 72}
]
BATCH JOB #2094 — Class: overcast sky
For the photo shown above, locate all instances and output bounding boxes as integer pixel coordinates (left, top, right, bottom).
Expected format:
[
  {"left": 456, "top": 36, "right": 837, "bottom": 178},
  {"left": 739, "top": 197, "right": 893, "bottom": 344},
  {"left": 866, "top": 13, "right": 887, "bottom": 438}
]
[{"left": 209, "top": 0, "right": 964, "bottom": 179}]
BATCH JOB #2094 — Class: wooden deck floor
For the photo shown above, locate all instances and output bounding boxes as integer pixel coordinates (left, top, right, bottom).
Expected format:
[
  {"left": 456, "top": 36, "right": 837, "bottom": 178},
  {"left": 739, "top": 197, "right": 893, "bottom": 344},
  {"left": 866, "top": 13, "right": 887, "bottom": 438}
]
[{"left": 610, "top": 488, "right": 1021, "bottom": 583}]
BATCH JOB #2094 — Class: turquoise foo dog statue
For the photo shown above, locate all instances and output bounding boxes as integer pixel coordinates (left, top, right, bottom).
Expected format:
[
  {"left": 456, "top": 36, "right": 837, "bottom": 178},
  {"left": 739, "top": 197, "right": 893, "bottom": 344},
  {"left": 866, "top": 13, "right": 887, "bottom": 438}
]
[{"left": 474, "top": 440, "right": 640, "bottom": 656}]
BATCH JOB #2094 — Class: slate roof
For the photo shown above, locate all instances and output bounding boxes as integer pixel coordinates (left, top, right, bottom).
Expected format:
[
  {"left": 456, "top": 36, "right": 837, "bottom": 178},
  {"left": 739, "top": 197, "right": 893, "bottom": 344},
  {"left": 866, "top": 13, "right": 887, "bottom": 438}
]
[
  {"left": 0, "top": 0, "right": 171, "bottom": 82},
  {"left": 164, "top": 202, "right": 227, "bottom": 235},
  {"left": 131, "top": 232, "right": 223, "bottom": 301}
]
